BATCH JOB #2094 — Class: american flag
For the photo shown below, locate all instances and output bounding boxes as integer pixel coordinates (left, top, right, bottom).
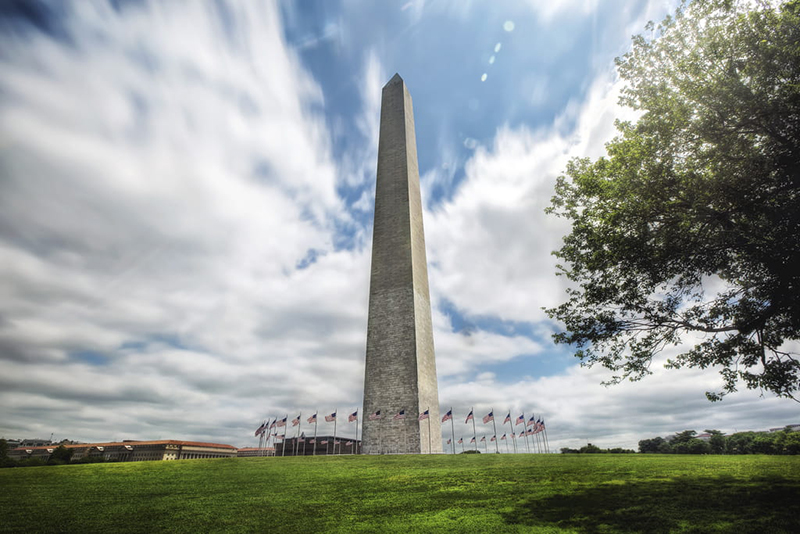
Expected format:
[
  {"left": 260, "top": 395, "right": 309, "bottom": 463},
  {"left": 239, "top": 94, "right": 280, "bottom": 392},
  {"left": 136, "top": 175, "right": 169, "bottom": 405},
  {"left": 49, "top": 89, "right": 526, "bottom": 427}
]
[
  {"left": 309, "top": 439, "right": 316, "bottom": 444},
  {"left": 511, "top": 433, "right": 516, "bottom": 439},
  {"left": 298, "top": 438, "right": 305, "bottom": 442},
  {"left": 470, "top": 437, "right": 476, "bottom": 443},
  {"left": 394, "top": 409, "right": 406, "bottom": 420},
  {"left": 369, "top": 410, "right": 381, "bottom": 421},
  {"left": 320, "top": 440, "right": 328, "bottom": 445},
  {"left": 276, "top": 417, "right": 287, "bottom": 428},
  {"left": 465, "top": 410, "right": 474, "bottom": 423},
  {"left": 482, "top": 411, "right": 494, "bottom": 424},
  {"left": 348, "top": 410, "right": 358, "bottom": 423},
  {"left": 277, "top": 434, "right": 285, "bottom": 439},
  {"left": 516, "top": 415, "right": 525, "bottom": 426},
  {"left": 291, "top": 415, "right": 300, "bottom": 427},
  {"left": 503, "top": 413, "right": 511, "bottom": 425},
  {"left": 501, "top": 434, "right": 507, "bottom": 440},
  {"left": 334, "top": 440, "right": 341, "bottom": 445},
  {"left": 325, "top": 412, "right": 337, "bottom": 422},
  {"left": 418, "top": 410, "right": 430, "bottom": 421},
  {"left": 269, "top": 419, "right": 277, "bottom": 429},
  {"left": 254, "top": 421, "right": 266, "bottom": 436},
  {"left": 307, "top": 414, "right": 317, "bottom": 424},
  {"left": 490, "top": 435, "right": 497, "bottom": 442},
  {"left": 527, "top": 415, "right": 536, "bottom": 427},
  {"left": 446, "top": 438, "right": 451, "bottom": 445},
  {"left": 441, "top": 409, "right": 452, "bottom": 423},
  {"left": 480, "top": 436, "right": 486, "bottom": 442},
  {"left": 458, "top": 437, "right": 463, "bottom": 444},
  {"left": 345, "top": 441, "right": 353, "bottom": 446},
  {"left": 540, "top": 419, "right": 546, "bottom": 430}
]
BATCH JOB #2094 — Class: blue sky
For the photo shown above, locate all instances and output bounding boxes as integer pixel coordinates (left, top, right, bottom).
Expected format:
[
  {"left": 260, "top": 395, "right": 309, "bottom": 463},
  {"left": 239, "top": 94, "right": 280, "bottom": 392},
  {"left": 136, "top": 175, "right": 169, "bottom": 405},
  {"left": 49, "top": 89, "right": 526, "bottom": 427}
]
[{"left": 0, "top": 0, "right": 796, "bottom": 451}]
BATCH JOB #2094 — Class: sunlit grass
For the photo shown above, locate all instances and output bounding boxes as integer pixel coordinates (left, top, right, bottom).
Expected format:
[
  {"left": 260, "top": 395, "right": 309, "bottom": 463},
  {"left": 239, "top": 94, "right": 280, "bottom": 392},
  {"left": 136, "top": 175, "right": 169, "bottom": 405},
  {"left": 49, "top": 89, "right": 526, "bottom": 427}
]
[{"left": 1, "top": 454, "right": 799, "bottom": 532}]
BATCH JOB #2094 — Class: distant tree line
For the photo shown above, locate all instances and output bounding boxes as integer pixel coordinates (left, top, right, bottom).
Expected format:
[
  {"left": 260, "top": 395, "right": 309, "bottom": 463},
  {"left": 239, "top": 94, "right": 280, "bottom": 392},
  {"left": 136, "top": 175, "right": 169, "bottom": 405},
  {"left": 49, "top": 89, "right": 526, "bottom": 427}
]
[
  {"left": 0, "top": 439, "right": 110, "bottom": 468},
  {"left": 560, "top": 444, "right": 635, "bottom": 454},
  {"left": 639, "top": 428, "right": 800, "bottom": 455}
]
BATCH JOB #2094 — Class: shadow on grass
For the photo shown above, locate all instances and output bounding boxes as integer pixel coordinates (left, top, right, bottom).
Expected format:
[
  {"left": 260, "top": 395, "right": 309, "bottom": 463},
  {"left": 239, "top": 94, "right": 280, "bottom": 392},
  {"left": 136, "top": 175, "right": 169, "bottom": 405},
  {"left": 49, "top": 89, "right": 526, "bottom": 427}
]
[{"left": 504, "top": 475, "right": 800, "bottom": 533}]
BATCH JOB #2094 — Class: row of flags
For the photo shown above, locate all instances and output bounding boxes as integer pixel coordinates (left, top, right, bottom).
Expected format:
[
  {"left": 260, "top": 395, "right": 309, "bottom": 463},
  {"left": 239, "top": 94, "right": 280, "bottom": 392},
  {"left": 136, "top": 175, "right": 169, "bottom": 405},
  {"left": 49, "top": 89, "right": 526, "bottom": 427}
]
[
  {"left": 444, "top": 427, "right": 543, "bottom": 445},
  {"left": 254, "top": 409, "right": 361, "bottom": 437},
  {"left": 254, "top": 409, "right": 546, "bottom": 438}
]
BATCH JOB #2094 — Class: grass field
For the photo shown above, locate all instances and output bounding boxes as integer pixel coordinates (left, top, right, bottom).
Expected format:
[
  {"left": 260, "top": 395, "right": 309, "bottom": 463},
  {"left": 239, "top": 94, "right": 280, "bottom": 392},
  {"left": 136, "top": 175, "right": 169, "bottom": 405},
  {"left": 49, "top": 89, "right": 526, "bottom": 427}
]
[{"left": 2, "top": 454, "right": 799, "bottom": 533}]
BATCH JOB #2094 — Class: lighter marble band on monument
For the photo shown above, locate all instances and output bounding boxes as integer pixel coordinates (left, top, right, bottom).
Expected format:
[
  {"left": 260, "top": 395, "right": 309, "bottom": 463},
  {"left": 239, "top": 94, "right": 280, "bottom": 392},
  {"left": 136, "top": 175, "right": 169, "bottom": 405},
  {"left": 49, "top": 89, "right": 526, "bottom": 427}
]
[{"left": 362, "top": 74, "right": 442, "bottom": 454}]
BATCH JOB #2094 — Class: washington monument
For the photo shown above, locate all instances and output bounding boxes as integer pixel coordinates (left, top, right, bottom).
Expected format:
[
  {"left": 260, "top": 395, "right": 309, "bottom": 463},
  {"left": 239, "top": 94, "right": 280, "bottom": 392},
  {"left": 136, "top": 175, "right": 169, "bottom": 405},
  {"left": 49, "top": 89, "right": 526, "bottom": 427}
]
[{"left": 361, "top": 74, "right": 442, "bottom": 455}]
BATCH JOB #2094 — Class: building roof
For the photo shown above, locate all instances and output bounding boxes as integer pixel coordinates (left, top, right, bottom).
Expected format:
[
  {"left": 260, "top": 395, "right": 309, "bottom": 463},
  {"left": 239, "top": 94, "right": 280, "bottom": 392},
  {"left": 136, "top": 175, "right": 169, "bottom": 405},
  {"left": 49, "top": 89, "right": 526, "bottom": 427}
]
[{"left": 12, "top": 439, "right": 237, "bottom": 452}]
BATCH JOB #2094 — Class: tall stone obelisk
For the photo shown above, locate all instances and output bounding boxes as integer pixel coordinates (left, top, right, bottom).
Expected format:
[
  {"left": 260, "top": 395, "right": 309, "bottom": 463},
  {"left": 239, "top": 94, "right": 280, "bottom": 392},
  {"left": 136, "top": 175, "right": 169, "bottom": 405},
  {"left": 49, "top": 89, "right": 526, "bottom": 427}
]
[{"left": 362, "top": 74, "right": 442, "bottom": 455}]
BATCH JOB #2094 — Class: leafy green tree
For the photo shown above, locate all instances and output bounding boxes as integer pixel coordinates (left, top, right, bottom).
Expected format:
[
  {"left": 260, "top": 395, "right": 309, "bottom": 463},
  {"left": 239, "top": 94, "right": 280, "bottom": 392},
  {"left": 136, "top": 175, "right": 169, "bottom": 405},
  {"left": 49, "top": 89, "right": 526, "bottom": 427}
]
[
  {"left": 48, "top": 444, "right": 74, "bottom": 465},
  {"left": 639, "top": 436, "right": 666, "bottom": 453},
  {"left": 579, "top": 443, "right": 603, "bottom": 453},
  {"left": 726, "top": 431, "right": 758, "bottom": 454},
  {"left": 546, "top": 0, "right": 800, "bottom": 401},
  {"left": 671, "top": 430, "right": 698, "bottom": 445},
  {"left": 705, "top": 430, "right": 727, "bottom": 454},
  {"left": 781, "top": 431, "right": 800, "bottom": 454}
]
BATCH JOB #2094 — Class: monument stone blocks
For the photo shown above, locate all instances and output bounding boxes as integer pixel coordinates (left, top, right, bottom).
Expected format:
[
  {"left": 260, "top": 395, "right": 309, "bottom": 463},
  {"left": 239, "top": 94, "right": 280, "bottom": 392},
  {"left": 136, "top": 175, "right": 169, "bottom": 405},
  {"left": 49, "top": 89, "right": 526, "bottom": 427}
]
[{"left": 362, "top": 74, "right": 442, "bottom": 454}]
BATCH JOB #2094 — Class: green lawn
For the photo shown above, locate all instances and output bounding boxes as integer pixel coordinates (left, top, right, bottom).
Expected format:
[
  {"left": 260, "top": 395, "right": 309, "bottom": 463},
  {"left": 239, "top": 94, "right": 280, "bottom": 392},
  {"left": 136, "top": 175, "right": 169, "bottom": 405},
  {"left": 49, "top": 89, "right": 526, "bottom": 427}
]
[{"left": 2, "top": 454, "right": 799, "bottom": 533}]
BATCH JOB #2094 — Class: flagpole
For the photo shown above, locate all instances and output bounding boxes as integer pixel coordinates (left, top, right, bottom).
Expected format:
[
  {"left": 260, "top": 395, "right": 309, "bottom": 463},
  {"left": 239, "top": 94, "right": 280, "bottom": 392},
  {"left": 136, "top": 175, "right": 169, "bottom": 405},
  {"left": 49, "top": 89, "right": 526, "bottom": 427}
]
[
  {"left": 379, "top": 411, "right": 383, "bottom": 455},
  {"left": 505, "top": 434, "right": 510, "bottom": 453},
  {"left": 303, "top": 417, "right": 308, "bottom": 457},
  {"left": 522, "top": 410, "right": 531, "bottom": 453},
  {"left": 313, "top": 410, "right": 318, "bottom": 456},
  {"left": 333, "top": 408, "right": 338, "bottom": 455},
  {"left": 508, "top": 409, "right": 517, "bottom": 454},
  {"left": 450, "top": 407, "right": 455, "bottom": 455},
  {"left": 491, "top": 407, "right": 499, "bottom": 453},
  {"left": 471, "top": 407, "right": 477, "bottom": 452},
  {"left": 266, "top": 418, "right": 272, "bottom": 456},
  {"left": 281, "top": 414, "right": 287, "bottom": 457},
  {"left": 295, "top": 412, "right": 302, "bottom": 456},
  {"left": 461, "top": 438, "right": 464, "bottom": 453},
  {"left": 532, "top": 413, "right": 541, "bottom": 454},
  {"left": 542, "top": 419, "right": 550, "bottom": 453}
]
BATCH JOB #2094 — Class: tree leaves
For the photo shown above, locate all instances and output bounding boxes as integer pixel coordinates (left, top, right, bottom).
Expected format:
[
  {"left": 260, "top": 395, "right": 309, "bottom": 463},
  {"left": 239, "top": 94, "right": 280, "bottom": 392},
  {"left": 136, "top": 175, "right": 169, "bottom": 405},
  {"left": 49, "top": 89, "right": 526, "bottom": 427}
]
[{"left": 547, "top": 0, "right": 800, "bottom": 401}]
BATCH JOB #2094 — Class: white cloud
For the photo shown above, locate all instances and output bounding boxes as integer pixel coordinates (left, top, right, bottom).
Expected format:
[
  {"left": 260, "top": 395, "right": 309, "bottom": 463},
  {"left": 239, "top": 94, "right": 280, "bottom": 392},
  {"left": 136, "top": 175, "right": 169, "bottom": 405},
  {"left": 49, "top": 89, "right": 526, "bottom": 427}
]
[
  {"left": 0, "top": 1, "right": 366, "bottom": 444},
  {"left": 426, "top": 71, "right": 628, "bottom": 324}
]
